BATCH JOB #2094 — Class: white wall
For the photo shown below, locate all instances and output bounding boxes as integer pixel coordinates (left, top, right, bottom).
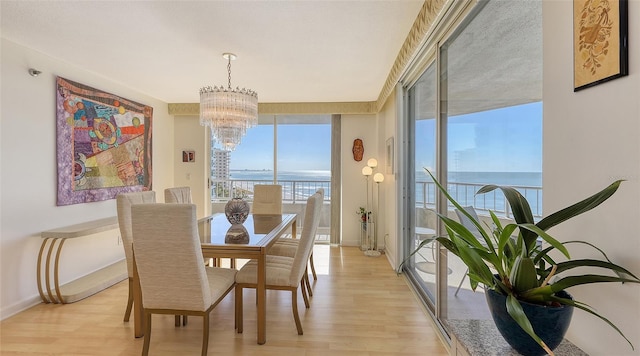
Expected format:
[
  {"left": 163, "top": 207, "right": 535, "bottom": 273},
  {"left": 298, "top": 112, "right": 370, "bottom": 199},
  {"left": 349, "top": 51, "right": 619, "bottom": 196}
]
[
  {"left": 173, "top": 115, "right": 208, "bottom": 218},
  {"left": 0, "top": 39, "right": 174, "bottom": 318},
  {"left": 378, "top": 91, "right": 399, "bottom": 267},
  {"left": 543, "top": 1, "right": 640, "bottom": 355},
  {"left": 340, "top": 114, "right": 378, "bottom": 247}
]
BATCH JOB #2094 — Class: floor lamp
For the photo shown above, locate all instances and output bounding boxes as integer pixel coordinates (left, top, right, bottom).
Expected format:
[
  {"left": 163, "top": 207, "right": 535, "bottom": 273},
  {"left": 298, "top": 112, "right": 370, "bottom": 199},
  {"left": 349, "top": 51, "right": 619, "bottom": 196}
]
[
  {"left": 372, "top": 172, "right": 384, "bottom": 250},
  {"left": 361, "top": 165, "right": 373, "bottom": 253},
  {"left": 363, "top": 158, "right": 382, "bottom": 257}
]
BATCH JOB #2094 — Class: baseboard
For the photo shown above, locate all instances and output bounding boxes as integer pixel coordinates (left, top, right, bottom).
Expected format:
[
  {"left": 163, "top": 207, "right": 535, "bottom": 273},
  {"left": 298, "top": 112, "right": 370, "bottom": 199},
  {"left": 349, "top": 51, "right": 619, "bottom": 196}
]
[{"left": 1, "top": 295, "right": 42, "bottom": 321}]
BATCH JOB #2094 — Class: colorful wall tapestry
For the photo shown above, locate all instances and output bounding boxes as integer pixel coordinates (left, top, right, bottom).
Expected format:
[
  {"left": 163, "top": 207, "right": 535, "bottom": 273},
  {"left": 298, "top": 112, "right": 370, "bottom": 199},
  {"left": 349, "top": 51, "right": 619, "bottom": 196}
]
[{"left": 56, "top": 77, "right": 153, "bottom": 206}]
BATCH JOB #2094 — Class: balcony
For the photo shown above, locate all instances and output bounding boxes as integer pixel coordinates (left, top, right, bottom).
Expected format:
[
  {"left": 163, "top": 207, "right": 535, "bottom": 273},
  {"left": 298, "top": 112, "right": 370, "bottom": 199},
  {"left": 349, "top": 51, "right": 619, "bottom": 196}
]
[
  {"left": 209, "top": 179, "right": 332, "bottom": 243},
  {"left": 416, "top": 181, "right": 543, "bottom": 219}
]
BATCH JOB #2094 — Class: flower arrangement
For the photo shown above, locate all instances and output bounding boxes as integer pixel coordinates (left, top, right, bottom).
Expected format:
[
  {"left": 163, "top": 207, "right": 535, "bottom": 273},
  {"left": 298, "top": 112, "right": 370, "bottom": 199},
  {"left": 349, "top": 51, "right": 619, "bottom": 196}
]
[{"left": 356, "top": 207, "right": 371, "bottom": 223}]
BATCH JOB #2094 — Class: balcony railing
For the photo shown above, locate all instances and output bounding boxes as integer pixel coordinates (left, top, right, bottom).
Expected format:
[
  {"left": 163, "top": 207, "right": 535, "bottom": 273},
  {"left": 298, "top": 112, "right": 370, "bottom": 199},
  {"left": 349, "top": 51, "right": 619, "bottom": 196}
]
[
  {"left": 210, "top": 179, "right": 542, "bottom": 218},
  {"left": 210, "top": 179, "right": 331, "bottom": 203},
  {"left": 416, "top": 181, "right": 543, "bottom": 218}
]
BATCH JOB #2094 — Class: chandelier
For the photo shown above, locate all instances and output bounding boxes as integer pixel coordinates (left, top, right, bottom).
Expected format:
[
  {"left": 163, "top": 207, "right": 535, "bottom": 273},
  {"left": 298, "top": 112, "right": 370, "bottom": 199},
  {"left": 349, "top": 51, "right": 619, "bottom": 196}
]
[{"left": 200, "top": 53, "right": 258, "bottom": 151}]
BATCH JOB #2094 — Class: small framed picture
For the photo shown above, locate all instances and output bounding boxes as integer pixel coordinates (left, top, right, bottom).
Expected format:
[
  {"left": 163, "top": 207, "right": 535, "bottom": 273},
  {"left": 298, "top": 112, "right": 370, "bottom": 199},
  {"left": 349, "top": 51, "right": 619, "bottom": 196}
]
[
  {"left": 182, "top": 150, "right": 195, "bottom": 163},
  {"left": 386, "top": 137, "right": 394, "bottom": 174}
]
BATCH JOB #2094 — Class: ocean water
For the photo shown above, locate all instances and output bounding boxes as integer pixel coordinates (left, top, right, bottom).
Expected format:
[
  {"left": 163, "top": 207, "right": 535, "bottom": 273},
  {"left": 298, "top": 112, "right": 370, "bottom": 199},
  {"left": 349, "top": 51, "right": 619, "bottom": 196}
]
[
  {"left": 227, "top": 170, "right": 331, "bottom": 201},
  {"left": 442, "top": 171, "right": 541, "bottom": 187},
  {"left": 230, "top": 170, "right": 331, "bottom": 181}
]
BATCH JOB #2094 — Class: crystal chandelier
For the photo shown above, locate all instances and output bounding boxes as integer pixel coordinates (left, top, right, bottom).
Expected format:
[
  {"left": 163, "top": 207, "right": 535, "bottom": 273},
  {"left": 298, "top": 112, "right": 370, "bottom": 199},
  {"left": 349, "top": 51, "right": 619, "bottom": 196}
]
[{"left": 200, "top": 53, "right": 258, "bottom": 151}]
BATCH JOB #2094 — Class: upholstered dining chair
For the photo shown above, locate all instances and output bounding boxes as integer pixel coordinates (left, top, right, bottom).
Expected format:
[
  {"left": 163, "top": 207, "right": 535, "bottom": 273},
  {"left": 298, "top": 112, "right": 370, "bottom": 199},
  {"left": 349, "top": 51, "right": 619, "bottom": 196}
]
[
  {"left": 166, "top": 186, "right": 234, "bottom": 270},
  {"left": 252, "top": 184, "right": 283, "bottom": 215},
  {"left": 116, "top": 191, "right": 156, "bottom": 323},
  {"left": 235, "top": 191, "right": 323, "bottom": 336},
  {"left": 132, "top": 203, "right": 236, "bottom": 356},
  {"left": 269, "top": 188, "right": 324, "bottom": 284},
  {"left": 164, "top": 186, "right": 193, "bottom": 204}
]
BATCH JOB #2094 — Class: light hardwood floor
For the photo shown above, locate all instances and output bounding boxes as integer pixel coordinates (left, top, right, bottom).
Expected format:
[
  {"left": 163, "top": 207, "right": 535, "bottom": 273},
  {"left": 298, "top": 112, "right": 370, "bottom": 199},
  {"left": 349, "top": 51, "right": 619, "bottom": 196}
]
[{"left": 1, "top": 246, "right": 449, "bottom": 355}]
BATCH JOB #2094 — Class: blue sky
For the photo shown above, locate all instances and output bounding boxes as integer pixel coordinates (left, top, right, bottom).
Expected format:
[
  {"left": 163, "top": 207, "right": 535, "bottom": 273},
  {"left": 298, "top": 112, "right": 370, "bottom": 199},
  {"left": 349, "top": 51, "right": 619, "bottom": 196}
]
[
  {"left": 416, "top": 101, "right": 542, "bottom": 173},
  {"left": 228, "top": 101, "right": 541, "bottom": 173},
  {"left": 230, "top": 124, "right": 331, "bottom": 171}
]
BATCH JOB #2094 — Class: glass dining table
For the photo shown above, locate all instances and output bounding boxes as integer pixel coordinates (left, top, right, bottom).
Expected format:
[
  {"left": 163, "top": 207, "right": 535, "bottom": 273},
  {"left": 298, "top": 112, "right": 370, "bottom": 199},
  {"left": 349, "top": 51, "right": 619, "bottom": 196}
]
[{"left": 132, "top": 213, "right": 297, "bottom": 345}]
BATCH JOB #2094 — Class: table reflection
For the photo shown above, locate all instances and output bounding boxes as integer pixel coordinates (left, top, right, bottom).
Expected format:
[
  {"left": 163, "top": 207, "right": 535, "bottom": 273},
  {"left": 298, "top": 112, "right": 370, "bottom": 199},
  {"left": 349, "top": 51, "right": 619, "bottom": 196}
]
[{"left": 225, "top": 225, "right": 249, "bottom": 244}]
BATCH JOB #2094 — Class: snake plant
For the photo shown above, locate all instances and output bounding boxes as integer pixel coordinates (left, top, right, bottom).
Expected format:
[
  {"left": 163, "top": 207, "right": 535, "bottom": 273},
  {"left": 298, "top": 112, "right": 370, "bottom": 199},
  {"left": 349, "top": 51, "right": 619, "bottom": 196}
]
[{"left": 417, "top": 169, "right": 639, "bottom": 355}]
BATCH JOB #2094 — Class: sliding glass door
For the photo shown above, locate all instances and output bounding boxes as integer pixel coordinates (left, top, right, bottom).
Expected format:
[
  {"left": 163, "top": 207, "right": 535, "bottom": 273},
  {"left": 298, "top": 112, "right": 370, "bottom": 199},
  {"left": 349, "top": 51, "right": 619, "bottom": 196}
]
[
  {"left": 404, "top": 63, "right": 439, "bottom": 310},
  {"left": 403, "top": 0, "right": 542, "bottom": 340}
]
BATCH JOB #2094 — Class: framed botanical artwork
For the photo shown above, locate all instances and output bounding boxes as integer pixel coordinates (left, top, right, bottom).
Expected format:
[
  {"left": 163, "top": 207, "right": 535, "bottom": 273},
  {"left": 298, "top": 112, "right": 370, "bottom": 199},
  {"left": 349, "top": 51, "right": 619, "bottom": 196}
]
[
  {"left": 573, "top": 0, "right": 628, "bottom": 91},
  {"left": 56, "top": 77, "right": 153, "bottom": 205}
]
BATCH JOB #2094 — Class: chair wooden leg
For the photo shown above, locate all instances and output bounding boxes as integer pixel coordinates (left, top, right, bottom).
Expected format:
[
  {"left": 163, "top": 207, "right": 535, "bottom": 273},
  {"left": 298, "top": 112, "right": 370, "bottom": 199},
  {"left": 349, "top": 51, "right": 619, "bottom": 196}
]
[
  {"left": 142, "top": 312, "right": 152, "bottom": 356},
  {"left": 292, "top": 289, "right": 303, "bottom": 335},
  {"left": 309, "top": 252, "right": 317, "bottom": 280},
  {"left": 230, "top": 258, "right": 236, "bottom": 269},
  {"left": 183, "top": 315, "right": 188, "bottom": 326},
  {"left": 300, "top": 277, "right": 310, "bottom": 308},
  {"left": 175, "top": 315, "right": 180, "bottom": 326},
  {"left": 201, "top": 313, "right": 210, "bottom": 356},
  {"left": 235, "top": 285, "right": 243, "bottom": 333},
  {"left": 304, "top": 268, "right": 313, "bottom": 297},
  {"left": 124, "top": 278, "right": 134, "bottom": 322}
]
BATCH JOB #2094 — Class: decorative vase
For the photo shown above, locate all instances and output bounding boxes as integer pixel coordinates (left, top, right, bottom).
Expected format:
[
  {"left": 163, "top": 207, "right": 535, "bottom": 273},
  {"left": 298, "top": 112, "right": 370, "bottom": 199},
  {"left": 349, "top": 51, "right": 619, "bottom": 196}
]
[
  {"left": 485, "top": 288, "right": 574, "bottom": 356},
  {"left": 224, "top": 198, "right": 250, "bottom": 225}
]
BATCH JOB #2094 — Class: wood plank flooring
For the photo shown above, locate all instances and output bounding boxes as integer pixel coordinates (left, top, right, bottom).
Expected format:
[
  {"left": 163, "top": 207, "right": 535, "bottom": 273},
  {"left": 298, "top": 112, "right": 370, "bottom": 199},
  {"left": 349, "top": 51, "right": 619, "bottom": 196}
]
[{"left": 1, "top": 246, "right": 449, "bottom": 355}]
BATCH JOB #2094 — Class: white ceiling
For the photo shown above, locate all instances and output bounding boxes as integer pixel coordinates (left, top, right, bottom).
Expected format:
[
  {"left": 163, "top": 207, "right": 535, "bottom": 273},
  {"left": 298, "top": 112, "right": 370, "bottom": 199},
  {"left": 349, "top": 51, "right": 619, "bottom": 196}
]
[{"left": 1, "top": 0, "right": 424, "bottom": 104}]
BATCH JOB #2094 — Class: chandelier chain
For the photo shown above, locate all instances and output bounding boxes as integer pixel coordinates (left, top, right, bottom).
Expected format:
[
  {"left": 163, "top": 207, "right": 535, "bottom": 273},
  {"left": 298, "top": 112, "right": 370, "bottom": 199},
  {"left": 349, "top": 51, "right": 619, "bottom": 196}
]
[{"left": 227, "top": 57, "right": 232, "bottom": 89}]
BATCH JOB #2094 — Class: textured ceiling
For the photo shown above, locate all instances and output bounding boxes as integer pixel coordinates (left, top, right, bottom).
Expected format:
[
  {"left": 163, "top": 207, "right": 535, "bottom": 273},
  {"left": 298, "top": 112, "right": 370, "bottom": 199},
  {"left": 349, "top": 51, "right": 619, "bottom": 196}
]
[{"left": 0, "top": 0, "right": 424, "bottom": 104}]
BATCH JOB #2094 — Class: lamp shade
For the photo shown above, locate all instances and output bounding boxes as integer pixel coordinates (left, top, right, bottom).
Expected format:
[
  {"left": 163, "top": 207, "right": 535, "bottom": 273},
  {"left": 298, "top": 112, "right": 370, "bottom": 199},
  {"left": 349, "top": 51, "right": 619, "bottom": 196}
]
[
  {"left": 373, "top": 173, "right": 385, "bottom": 183},
  {"left": 367, "top": 158, "right": 378, "bottom": 168},
  {"left": 362, "top": 166, "right": 373, "bottom": 176}
]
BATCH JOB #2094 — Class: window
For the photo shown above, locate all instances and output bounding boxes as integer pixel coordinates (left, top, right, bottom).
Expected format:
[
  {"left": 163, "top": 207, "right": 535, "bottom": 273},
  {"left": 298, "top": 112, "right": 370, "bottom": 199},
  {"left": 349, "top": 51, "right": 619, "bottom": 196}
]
[
  {"left": 277, "top": 115, "right": 331, "bottom": 203},
  {"left": 210, "top": 114, "right": 332, "bottom": 241}
]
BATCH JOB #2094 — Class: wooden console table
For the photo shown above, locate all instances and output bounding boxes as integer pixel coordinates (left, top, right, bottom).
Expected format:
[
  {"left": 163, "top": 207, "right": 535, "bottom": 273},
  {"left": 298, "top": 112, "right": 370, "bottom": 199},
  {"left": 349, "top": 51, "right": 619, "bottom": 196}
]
[{"left": 38, "top": 217, "right": 127, "bottom": 304}]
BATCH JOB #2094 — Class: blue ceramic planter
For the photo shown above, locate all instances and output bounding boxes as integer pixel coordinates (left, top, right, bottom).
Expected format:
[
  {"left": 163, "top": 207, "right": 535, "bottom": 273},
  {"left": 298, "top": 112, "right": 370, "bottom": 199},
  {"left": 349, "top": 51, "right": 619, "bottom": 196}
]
[{"left": 485, "top": 288, "right": 574, "bottom": 356}]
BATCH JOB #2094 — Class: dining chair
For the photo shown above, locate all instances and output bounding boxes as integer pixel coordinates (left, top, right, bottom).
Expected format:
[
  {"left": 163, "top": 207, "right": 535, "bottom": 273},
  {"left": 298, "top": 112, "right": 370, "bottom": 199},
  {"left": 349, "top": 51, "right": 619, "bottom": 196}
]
[
  {"left": 164, "top": 186, "right": 193, "bottom": 204},
  {"left": 235, "top": 191, "right": 323, "bottom": 336},
  {"left": 268, "top": 188, "right": 324, "bottom": 293},
  {"left": 163, "top": 186, "right": 196, "bottom": 324},
  {"left": 116, "top": 191, "right": 156, "bottom": 323},
  {"left": 132, "top": 203, "right": 236, "bottom": 356},
  {"left": 167, "top": 186, "right": 236, "bottom": 270},
  {"left": 252, "top": 184, "right": 283, "bottom": 214}
]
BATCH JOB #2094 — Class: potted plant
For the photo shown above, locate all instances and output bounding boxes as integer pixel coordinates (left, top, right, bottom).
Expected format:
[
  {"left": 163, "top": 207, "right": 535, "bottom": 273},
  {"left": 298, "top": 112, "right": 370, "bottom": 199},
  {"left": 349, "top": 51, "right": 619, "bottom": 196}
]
[{"left": 407, "top": 169, "right": 639, "bottom": 356}]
